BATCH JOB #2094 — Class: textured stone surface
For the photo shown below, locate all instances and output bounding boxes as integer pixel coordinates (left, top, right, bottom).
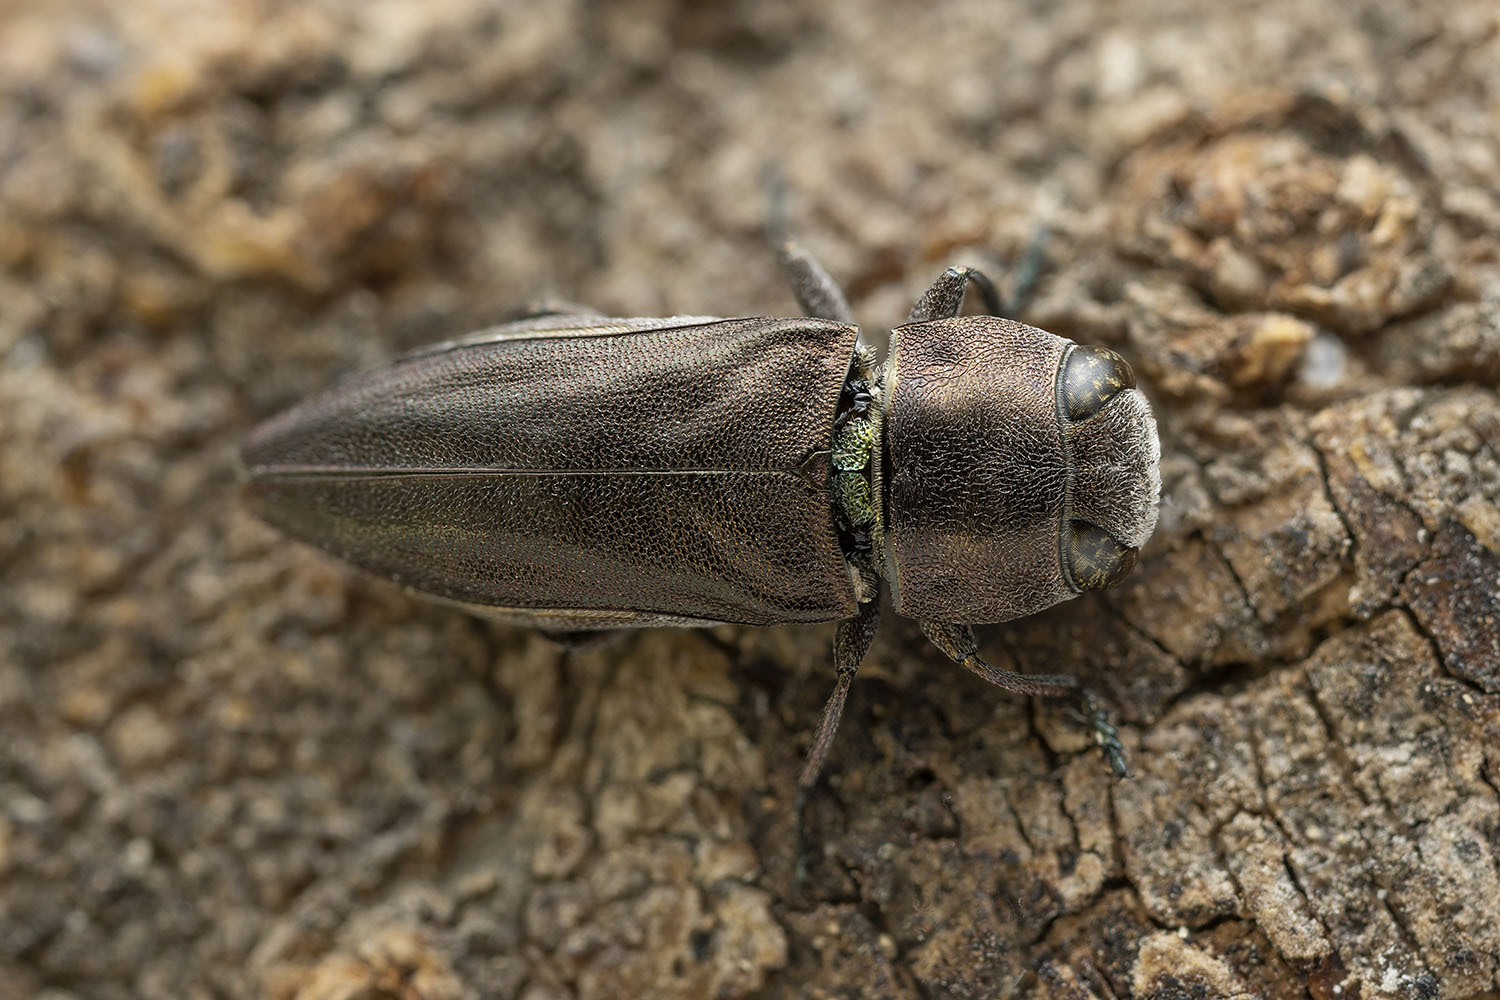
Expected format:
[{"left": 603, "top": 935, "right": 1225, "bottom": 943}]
[{"left": 3, "top": 1, "right": 1499, "bottom": 998}]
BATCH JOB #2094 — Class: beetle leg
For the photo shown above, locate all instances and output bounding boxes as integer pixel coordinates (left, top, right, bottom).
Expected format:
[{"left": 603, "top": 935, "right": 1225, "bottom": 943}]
[
  {"left": 919, "top": 620, "right": 1128, "bottom": 778},
  {"left": 800, "top": 602, "right": 882, "bottom": 789},
  {"left": 778, "top": 242, "right": 857, "bottom": 325},
  {"left": 796, "top": 595, "right": 882, "bottom": 884},
  {"left": 907, "top": 266, "right": 1004, "bottom": 322}
]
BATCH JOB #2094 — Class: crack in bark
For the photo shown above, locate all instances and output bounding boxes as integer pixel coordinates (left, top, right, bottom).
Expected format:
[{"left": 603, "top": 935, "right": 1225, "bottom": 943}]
[
  {"left": 1022, "top": 691, "right": 1065, "bottom": 778},
  {"left": 1102, "top": 599, "right": 1190, "bottom": 679},
  {"left": 1299, "top": 669, "right": 1384, "bottom": 821},
  {"left": 1202, "top": 532, "right": 1258, "bottom": 627},
  {"left": 999, "top": 783, "right": 1040, "bottom": 859},
  {"left": 1391, "top": 602, "right": 1500, "bottom": 820},
  {"left": 1298, "top": 673, "right": 1434, "bottom": 972},
  {"left": 1478, "top": 767, "right": 1500, "bottom": 813},
  {"left": 1307, "top": 438, "right": 1358, "bottom": 566},
  {"left": 1241, "top": 695, "right": 1341, "bottom": 959},
  {"left": 1395, "top": 567, "right": 1494, "bottom": 702}
]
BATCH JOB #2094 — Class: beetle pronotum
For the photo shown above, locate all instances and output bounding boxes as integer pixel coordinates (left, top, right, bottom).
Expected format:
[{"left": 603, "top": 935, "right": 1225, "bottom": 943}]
[{"left": 240, "top": 242, "right": 1161, "bottom": 869}]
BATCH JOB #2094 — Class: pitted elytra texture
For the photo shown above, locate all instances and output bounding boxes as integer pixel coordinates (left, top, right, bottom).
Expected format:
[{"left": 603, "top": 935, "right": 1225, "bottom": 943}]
[{"left": 243, "top": 317, "right": 860, "bottom": 626}]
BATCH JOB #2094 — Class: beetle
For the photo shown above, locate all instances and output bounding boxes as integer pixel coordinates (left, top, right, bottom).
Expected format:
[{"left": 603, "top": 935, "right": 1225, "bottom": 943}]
[{"left": 240, "top": 242, "right": 1161, "bottom": 854}]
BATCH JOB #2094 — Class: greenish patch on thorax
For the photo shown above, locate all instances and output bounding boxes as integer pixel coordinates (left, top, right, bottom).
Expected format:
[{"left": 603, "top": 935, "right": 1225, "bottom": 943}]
[
  {"left": 833, "top": 417, "right": 877, "bottom": 526},
  {"left": 830, "top": 344, "right": 885, "bottom": 603}
]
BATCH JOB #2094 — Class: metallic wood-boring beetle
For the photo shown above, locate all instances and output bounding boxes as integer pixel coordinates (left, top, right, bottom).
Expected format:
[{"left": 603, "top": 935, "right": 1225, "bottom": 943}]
[{"left": 240, "top": 242, "right": 1161, "bottom": 845}]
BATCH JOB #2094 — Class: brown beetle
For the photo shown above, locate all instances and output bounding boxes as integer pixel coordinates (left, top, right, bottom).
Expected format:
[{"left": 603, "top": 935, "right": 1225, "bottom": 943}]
[{"left": 240, "top": 244, "right": 1161, "bottom": 859}]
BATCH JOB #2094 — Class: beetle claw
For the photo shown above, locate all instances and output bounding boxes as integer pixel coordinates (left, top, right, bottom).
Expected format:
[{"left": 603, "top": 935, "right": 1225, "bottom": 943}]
[
  {"left": 1079, "top": 691, "right": 1129, "bottom": 778},
  {"left": 1105, "top": 746, "right": 1129, "bottom": 778}
]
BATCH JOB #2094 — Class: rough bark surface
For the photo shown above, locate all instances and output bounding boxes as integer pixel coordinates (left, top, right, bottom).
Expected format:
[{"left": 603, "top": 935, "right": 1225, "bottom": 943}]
[{"left": 2, "top": 1, "right": 1498, "bottom": 998}]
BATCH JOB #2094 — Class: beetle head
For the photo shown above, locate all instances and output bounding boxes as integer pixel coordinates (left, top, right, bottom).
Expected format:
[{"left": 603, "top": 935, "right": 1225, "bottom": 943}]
[{"left": 881, "top": 316, "right": 1160, "bottom": 623}]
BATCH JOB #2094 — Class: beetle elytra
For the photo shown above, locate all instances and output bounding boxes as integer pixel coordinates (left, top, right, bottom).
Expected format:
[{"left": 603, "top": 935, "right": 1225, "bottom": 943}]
[{"left": 240, "top": 243, "right": 1161, "bottom": 862}]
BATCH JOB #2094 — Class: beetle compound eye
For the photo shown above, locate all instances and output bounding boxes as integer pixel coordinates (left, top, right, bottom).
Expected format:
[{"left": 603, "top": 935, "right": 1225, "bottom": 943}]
[
  {"left": 1064, "top": 520, "right": 1138, "bottom": 591},
  {"left": 1062, "top": 345, "right": 1136, "bottom": 421}
]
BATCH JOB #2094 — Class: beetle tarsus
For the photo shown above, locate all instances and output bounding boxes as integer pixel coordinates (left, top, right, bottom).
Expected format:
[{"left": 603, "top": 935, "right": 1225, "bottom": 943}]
[{"left": 1080, "top": 688, "right": 1129, "bottom": 778}]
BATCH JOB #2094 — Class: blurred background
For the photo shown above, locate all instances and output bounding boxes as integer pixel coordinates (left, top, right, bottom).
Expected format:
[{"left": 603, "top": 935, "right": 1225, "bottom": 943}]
[{"left": 3, "top": 1, "right": 1498, "bottom": 998}]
